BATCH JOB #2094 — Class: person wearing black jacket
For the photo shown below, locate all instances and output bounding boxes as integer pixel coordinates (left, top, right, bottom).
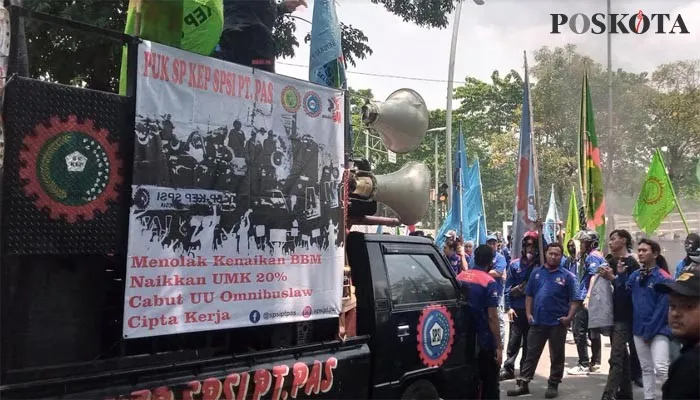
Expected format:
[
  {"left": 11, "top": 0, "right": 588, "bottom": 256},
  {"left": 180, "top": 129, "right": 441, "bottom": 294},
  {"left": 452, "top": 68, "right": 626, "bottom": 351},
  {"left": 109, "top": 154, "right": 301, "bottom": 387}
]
[
  {"left": 599, "top": 229, "right": 642, "bottom": 400},
  {"left": 216, "top": 0, "right": 307, "bottom": 72},
  {"left": 655, "top": 264, "right": 700, "bottom": 400}
]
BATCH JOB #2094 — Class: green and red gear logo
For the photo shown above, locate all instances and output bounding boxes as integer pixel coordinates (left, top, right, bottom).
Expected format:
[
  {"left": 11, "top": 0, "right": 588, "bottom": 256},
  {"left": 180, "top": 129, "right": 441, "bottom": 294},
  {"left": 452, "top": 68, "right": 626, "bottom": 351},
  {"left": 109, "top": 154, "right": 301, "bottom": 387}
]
[{"left": 19, "top": 115, "right": 122, "bottom": 223}]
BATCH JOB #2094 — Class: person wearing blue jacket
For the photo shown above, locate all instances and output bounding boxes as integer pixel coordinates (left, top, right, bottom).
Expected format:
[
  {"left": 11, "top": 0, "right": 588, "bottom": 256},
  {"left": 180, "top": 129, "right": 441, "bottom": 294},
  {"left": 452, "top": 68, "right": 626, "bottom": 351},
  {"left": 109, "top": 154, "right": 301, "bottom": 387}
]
[
  {"left": 568, "top": 230, "right": 606, "bottom": 375},
  {"left": 499, "top": 232, "right": 539, "bottom": 381},
  {"left": 616, "top": 238, "right": 673, "bottom": 400},
  {"left": 675, "top": 233, "right": 700, "bottom": 279}
]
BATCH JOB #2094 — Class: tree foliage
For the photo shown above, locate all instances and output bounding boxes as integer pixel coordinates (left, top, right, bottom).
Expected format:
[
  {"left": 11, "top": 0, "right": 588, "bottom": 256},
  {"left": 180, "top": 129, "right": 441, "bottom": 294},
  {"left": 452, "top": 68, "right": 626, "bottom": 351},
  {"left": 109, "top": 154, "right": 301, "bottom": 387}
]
[{"left": 353, "top": 45, "right": 700, "bottom": 229}]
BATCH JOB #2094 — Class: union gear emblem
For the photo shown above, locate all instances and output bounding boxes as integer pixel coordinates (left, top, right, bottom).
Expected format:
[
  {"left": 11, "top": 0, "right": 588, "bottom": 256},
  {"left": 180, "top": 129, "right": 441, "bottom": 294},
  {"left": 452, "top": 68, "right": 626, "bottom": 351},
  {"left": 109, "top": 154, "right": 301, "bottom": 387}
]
[
  {"left": 19, "top": 115, "right": 122, "bottom": 223},
  {"left": 417, "top": 304, "right": 455, "bottom": 368}
]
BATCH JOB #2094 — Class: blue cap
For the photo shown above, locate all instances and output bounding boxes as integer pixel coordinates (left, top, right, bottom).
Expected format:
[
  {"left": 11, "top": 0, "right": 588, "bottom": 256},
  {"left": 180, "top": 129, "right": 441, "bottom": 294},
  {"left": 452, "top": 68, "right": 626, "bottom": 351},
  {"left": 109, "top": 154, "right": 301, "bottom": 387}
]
[{"left": 486, "top": 234, "right": 498, "bottom": 242}]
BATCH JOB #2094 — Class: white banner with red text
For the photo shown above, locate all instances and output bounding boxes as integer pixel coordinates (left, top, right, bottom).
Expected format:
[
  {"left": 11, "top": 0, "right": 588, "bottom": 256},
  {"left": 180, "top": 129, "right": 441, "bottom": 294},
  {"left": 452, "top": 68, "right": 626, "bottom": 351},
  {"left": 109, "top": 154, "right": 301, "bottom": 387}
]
[{"left": 124, "top": 40, "right": 345, "bottom": 338}]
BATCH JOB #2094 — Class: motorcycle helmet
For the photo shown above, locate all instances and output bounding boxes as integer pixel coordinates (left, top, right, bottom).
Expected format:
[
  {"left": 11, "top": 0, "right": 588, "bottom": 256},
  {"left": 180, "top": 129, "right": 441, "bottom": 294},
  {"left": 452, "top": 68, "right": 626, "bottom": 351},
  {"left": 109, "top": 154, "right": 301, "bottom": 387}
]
[
  {"left": 685, "top": 233, "right": 700, "bottom": 263},
  {"left": 574, "top": 229, "right": 600, "bottom": 250}
]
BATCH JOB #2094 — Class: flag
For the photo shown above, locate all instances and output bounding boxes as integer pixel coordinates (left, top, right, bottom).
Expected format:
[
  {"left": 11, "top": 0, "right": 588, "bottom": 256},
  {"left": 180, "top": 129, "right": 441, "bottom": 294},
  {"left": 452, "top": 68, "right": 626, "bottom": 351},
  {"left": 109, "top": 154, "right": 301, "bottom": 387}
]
[
  {"left": 543, "top": 184, "right": 560, "bottom": 245},
  {"left": 564, "top": 187, "right": 580, "bottom": 256},
  {"left": 435, "top": 127, "right": 470, "bottom": 247},
  {"left": 578, "top": 69, "right": 606, "bottom": 243},
  {"left": 511, "top": 53, "right": 538, "bottom": 257},
  {"left": 309, "top": 0, "right": 346, "bottom": 88},
  {"left": 633, "top": 149, "right": 684, "bottom": 234}
]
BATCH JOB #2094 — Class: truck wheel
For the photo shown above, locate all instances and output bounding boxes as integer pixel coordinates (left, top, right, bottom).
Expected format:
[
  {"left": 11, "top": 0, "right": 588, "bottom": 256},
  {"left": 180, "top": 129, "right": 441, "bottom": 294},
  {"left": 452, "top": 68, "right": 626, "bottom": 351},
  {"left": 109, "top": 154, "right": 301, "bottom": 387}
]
[{"left": 401, "top": 380, "right": 439, "bottom": 400}]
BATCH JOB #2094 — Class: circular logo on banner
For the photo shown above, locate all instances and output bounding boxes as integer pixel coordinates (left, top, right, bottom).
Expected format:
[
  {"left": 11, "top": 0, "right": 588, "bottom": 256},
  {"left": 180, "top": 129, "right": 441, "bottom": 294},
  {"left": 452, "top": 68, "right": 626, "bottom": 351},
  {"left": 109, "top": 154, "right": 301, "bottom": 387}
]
[
  {"left": 19, "top": 115, "right": 122, "bottom": 223},
  {"left": 302, "top": 306, "right": 313, "bottom": 318},
  {"left": 281, "top": 86, "right": 301, "bottom": 113},
  {"left": 303, "top": 91, "right": 322, "bottom": 117},
  {"left": 417, "top": 304, "right": 455, "bottom": 367},
  {"left": 249, "top": 310, "right": 261, "bottom": 323},
  {"left": 133, "top": 187, "right": 151, "bottom": 210}
]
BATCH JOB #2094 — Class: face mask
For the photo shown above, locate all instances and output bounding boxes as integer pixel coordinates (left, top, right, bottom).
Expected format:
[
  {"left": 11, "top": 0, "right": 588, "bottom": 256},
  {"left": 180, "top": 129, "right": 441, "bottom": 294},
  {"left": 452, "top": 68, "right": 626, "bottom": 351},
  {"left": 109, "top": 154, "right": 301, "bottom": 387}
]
[{"left": 526, "top": 253, "right": 534, "bottom": 261}]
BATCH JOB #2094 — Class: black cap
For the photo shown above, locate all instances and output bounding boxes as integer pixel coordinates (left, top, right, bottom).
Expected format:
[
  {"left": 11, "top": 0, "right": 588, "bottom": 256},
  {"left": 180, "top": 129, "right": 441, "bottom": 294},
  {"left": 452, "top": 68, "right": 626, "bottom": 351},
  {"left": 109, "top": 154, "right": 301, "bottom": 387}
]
[{"left": 655, "top": 267, "right": 700, "bottom": 297}]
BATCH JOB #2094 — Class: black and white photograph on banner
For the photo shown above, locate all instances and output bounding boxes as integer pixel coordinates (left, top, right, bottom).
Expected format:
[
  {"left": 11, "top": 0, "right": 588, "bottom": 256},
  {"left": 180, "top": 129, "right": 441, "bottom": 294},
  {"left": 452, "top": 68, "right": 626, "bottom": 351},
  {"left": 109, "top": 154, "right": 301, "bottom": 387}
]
[{"left": 124, "top": 40, "right": 345, "bottom": 339}]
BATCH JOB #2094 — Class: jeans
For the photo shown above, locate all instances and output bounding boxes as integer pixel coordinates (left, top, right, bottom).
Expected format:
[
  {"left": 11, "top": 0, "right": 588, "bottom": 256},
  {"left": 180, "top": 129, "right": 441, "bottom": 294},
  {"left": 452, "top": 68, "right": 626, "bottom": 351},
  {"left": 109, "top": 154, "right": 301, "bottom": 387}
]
[
  {"left": 604, "top": 321, "right": 633, "bottom": 396},
  {"left": 477, "top": 349, "right": 501, "bottom": 399},
  {"left": 633, "top": 335, "right": 670, "bottom": 400},
  {"left": 502, "top": 308, "right": 529, "bottom": 374},
  {"left": 520, "top": 324, "right": 568, "bottom": 385},
  {"left": 573, "top": 307, "right": 602, "bottom": 367}
]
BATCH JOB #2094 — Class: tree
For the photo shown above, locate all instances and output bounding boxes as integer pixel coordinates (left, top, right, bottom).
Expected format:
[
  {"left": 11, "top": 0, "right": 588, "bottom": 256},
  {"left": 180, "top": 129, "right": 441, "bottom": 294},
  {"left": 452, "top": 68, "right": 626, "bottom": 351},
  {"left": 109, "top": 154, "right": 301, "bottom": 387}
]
[
  {"left": 647, "top": 60, "right": 700, "bottom": 200},
  {"left": 22, "top": 0, "right": 464, "bottom": 92}
]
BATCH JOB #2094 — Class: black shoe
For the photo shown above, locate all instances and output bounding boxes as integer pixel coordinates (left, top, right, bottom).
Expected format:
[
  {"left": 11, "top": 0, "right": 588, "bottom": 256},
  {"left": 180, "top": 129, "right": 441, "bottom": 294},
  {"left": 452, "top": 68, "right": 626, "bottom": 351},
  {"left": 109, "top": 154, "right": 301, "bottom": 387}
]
[
  {"left": 601, "top": 392, "right": 616, "bottom": 400},
  {"left": 544, "top": 383, "right": 559, "bottom": 399},
  {"left": 499, "top": 369, "right": 515, "bottom": 381},
  {"left": 506, "top": 379, "right": 530, "bottom": 397},
  {"left": 633, "top": 377, "right": 643, "bottom": 388}
]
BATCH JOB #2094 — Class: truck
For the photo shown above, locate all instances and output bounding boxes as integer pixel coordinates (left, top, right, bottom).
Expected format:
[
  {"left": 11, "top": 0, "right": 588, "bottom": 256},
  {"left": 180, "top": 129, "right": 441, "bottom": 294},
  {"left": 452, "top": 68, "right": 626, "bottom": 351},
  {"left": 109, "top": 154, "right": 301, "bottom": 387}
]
[
  {"left": 1, "top": 233, "right": 476, "bottom": 399},
  {"left": 0, "top": 5, "right": 477, "bottom": 400}
]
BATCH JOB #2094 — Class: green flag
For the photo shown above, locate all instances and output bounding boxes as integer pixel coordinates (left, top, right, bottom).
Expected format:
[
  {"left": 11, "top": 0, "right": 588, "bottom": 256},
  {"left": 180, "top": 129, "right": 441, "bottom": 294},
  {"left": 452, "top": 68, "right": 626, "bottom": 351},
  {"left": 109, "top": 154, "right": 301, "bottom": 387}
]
[
  {"left": 578, "top": 69, "right": 606, "bottom": 243},
  {"left": 633, "top": 149, "right": 681, "bottom": 234},
  {"left": 563, "top": 186, "right": 580, "bottom": 256}
]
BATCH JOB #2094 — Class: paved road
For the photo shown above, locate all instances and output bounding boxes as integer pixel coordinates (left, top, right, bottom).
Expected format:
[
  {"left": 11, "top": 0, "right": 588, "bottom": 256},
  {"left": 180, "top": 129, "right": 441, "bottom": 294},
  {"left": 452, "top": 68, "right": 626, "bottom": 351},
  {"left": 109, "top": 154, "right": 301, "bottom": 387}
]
[{"left": 499, "top": 328, "right": 661, "bottom": 399}]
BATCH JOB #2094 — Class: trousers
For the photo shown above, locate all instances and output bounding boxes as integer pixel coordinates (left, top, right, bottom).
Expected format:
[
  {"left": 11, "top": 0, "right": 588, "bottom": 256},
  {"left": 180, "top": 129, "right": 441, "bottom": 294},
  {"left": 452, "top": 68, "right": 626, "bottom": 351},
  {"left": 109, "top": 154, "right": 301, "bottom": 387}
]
[
  {"left": 603, "top": 321, "right": 633, "bottom": 396},
  {"left": 633, "top": 335, "right": 669, "bottom": 400},
  {"left": 477, "top": 349, "right": 501, "bottom": 399},
  {"left": 519, "top": 324, "right": 568, "bottom": 385},
  {"left": 502, "top": 307, "right": 529, "bottom": 374},
  {"left": 573, "top": 307, "right": 602, "bottom": 367}
]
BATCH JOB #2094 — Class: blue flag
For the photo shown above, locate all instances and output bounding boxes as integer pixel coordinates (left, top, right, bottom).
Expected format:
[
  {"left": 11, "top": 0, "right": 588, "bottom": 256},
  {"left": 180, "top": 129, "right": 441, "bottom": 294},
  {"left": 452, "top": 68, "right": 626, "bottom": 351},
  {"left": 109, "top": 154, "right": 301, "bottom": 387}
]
[
  {"left": 309, "top": 0, "right": 346, "bottom": 88},
  {"left": 436, "top": 125, "right": 487, "bottom": 247}
]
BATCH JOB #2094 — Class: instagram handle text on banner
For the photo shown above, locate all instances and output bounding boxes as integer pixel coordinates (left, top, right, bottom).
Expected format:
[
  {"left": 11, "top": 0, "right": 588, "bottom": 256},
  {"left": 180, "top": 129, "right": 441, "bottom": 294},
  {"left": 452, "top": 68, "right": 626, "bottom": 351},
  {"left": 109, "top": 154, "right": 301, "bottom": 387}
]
[{"left": 124, "top": 40, "right": 345, "bottom": 338}]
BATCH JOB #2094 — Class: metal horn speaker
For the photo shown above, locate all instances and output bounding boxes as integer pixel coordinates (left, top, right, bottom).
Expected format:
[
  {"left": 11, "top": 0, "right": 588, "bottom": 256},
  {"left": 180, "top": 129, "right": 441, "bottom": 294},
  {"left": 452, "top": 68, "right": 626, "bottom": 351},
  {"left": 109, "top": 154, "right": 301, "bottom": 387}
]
[
  {"left": 373, "top": 162, "right": 431, "bottom": 225},
  {"left": 361, "top": 88, "right": 429, "bottom": 154}
]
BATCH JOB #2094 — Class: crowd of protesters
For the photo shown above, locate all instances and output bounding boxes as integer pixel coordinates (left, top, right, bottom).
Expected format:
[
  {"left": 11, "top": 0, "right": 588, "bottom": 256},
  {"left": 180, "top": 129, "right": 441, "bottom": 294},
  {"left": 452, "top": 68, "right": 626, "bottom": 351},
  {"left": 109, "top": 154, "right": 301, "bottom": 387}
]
[{"left": 440, "top": 228, "right": 700, "bottom": 400}]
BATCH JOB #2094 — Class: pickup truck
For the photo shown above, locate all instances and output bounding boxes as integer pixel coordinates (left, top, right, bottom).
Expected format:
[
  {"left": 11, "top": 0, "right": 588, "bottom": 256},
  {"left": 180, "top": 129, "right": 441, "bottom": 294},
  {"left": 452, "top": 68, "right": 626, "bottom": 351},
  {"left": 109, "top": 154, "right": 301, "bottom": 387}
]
[{"left": 0, "top": 233, "right": 477, "bottom": 399}]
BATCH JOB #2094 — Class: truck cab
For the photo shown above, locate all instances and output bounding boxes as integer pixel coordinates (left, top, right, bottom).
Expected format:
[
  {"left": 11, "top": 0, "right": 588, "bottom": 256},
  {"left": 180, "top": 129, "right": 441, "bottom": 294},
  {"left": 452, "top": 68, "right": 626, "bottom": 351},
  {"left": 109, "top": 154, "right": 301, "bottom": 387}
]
[{"left": 348, "top": 232, "right": 476, "bottom": 399}]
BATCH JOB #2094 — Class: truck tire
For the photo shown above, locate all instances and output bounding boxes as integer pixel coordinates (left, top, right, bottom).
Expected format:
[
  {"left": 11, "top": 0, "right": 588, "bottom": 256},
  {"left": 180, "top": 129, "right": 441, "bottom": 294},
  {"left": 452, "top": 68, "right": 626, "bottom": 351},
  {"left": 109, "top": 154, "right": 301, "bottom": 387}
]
[{"left": 401, "top": 380, "right": 439, "bottom": 400}]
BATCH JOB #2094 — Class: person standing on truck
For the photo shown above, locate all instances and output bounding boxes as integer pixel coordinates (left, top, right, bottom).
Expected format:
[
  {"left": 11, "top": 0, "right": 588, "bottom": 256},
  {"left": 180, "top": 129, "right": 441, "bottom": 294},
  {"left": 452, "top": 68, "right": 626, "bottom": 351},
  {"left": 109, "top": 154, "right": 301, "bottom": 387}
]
[
  {"left": 568, "top": 230, "right": 605, "bottom": 375},
  {"left": 456, "top": 245, "right": 503, "bottom": 400},
  {"left": 487, "top": 235, "right": 508, "bottom": 350},
  {"left": 499, "top": 232, "right": 540, "bottom": 381},
  {"left": 507, "top": 242, "right": 580, "bottom": 399}
]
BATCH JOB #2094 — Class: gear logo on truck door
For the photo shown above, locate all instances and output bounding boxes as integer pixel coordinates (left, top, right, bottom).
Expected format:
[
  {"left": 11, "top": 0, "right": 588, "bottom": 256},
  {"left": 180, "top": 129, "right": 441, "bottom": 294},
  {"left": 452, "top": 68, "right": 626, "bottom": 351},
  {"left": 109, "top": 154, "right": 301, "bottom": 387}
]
[
  {"left": 417, "top": 304, "right": 455, "bottom": 367},
  {"left": 19, "top": 115, "right": 122, "bottom": 223}
]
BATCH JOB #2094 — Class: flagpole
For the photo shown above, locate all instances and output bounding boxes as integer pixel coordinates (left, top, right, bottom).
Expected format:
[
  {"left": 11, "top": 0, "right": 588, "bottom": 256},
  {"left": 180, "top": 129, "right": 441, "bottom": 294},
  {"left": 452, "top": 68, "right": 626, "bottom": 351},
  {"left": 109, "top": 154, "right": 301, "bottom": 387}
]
[
  {"left": 444, "top": 0, "right": 463, "bottom": 211},
  {"left": 478, "top": 158, "right": 487, "bottom": 235},
  {"left": 658, "top": 148, "right": 691, "bottom": 234}
]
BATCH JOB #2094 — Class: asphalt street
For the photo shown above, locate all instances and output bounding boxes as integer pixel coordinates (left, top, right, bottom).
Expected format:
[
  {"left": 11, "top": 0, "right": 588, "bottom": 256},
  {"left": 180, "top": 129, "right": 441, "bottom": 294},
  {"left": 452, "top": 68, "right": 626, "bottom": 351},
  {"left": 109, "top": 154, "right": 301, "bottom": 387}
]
[{"left": 499, "top": 326, "right": 661, "bottom": 399}]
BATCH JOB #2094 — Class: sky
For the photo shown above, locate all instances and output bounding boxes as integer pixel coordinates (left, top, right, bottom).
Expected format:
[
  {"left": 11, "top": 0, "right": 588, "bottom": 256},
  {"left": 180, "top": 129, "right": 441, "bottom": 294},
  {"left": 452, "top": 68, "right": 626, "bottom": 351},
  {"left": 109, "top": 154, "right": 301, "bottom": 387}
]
[{"left": 276, "top": 0, "right": 700, "bottom": 110}]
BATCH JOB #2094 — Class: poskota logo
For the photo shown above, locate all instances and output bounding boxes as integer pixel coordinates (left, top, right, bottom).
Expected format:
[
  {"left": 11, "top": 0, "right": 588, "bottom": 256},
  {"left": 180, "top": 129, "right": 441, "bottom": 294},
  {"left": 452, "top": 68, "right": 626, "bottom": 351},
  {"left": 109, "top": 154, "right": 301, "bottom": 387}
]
[{"left": 551, "top": 10, "right": 689, "bottom": 34}]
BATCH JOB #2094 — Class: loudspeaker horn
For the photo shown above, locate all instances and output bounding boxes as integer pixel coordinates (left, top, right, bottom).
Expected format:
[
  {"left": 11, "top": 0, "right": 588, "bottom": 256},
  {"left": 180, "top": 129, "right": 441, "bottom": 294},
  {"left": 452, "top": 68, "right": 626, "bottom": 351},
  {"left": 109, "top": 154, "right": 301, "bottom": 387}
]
[
  {"left": 351, "top": 162, "right": 431, "bottom": 225},
  {"left": 361, "top": 88, "right": 429, "bottom": 154}
]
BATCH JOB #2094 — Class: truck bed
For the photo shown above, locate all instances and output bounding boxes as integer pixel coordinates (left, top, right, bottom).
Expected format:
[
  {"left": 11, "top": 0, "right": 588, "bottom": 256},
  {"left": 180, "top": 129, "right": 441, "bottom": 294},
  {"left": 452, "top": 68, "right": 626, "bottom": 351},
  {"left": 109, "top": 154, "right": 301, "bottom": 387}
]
[{"left": 1, "top": 337, "right": 371, "bottom": 399}]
